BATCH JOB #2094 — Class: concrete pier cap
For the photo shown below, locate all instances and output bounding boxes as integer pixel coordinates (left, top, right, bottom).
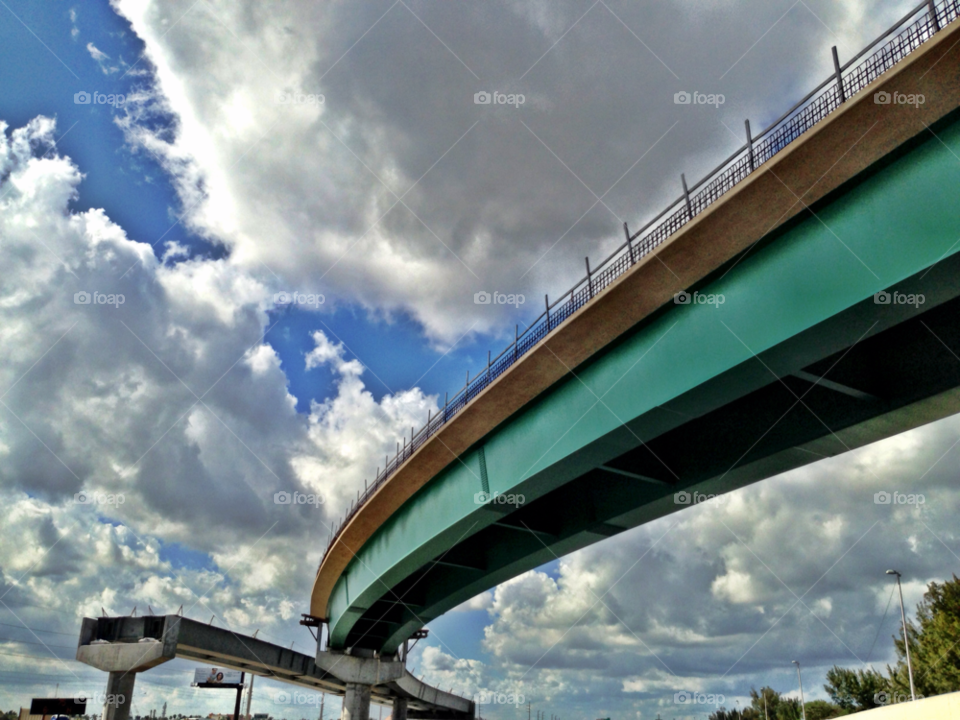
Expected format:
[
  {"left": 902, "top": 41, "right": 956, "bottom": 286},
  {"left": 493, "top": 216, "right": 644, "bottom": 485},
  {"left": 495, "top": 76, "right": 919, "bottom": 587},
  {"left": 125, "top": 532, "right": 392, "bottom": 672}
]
[{"left": 314, "top": 648, "right": 404, "bottom": 684}]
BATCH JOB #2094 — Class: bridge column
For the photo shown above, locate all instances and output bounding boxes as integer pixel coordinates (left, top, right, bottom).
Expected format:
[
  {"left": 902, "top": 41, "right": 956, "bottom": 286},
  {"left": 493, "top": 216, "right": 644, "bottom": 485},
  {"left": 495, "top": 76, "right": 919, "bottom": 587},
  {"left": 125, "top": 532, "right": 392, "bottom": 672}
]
[
  {"left": 342, "top": 683, "right": 371, "bottom": 720},
  {"left": 392, "top": 697, "right": 408, "bottom": 720},
  {"left": 102, "top": 671, "right": 136, "bottom": 720},
  {"left": 315, "top": 650, "right": 403, "bottom": 720}
]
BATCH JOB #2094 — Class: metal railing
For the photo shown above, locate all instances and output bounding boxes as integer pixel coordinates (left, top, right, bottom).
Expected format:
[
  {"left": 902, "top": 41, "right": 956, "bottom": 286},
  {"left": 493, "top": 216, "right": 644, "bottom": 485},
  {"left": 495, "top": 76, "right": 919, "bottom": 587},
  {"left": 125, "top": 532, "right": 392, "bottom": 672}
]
[{"left": 321, "top": 0, "right": 956, "bottom": 561}]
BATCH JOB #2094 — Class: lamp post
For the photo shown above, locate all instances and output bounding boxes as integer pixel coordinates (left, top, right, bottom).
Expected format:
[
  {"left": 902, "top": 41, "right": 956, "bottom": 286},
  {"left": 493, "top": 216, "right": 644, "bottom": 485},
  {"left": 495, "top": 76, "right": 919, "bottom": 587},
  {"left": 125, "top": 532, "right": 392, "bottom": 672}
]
[
  {"left": 887, "top": 569, "right": 917, "bottom": 701},
  {"left": 793, "top": 661, "right": 806, "bottom": 720}
]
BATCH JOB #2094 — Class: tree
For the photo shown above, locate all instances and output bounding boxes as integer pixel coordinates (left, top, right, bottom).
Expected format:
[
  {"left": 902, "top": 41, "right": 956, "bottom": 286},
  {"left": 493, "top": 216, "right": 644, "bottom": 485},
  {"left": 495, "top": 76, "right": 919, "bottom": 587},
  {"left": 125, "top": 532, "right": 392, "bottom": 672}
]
[
  {"left": 803, "top": 699, "right": 848, "bottom": 719},
  {"left": 747, "top": 687, "right": 804, "bottom": 719},
  {"left": 823, "top": 666, "right": 889, "bottom": 711},
  {"left": 708, "top": 709, "right": 742, "bottom": 720},
  {"left": 887, "top": 574, "right": 960, "bottom": 698}
]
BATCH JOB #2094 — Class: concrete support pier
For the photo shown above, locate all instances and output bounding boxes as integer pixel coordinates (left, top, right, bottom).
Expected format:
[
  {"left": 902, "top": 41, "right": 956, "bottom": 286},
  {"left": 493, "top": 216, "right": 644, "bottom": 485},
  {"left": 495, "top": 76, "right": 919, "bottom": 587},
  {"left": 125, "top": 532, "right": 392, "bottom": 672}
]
[
  {"left": 342, "top": 683, "right": 371, "bottom": 720},
  {"left": 102, "top": 671, "right": 136, "bottom": 720},
  {"left": 392, "top": 696, "right": 408, "bottom": 720}
]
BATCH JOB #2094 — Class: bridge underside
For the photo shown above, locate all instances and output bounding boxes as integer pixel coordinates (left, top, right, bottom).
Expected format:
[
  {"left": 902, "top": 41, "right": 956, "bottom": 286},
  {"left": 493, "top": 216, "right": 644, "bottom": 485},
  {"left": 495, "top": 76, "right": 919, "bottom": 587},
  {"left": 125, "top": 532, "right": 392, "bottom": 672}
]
[
  {"left": 347, "top": 257, "right": 960, "bottom": 651},
  {"left": 328, "top": 93, "right": 960, "bottom": 653}
]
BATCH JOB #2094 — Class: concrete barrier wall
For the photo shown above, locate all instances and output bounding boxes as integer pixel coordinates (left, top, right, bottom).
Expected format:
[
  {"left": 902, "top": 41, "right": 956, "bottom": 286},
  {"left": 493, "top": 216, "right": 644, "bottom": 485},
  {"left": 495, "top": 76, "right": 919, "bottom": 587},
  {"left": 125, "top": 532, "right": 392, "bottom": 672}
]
[{"left": 856, "top": 692, "right": 960, "bottom": 718}]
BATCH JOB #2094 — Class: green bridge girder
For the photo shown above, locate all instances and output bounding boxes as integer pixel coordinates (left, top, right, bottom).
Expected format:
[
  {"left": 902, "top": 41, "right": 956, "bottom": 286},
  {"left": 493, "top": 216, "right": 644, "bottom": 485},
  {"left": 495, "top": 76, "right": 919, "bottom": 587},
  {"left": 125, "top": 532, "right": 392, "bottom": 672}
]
[{"left": 329, "top": 112, "right": 960, "bottom": 654}]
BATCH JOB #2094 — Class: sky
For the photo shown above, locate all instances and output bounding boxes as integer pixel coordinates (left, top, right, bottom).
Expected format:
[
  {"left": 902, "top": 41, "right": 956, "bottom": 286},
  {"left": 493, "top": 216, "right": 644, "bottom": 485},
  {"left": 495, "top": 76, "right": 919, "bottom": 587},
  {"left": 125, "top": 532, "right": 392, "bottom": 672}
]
[{"left": 0, "top": 1, "right": 958, "bottom": 719}]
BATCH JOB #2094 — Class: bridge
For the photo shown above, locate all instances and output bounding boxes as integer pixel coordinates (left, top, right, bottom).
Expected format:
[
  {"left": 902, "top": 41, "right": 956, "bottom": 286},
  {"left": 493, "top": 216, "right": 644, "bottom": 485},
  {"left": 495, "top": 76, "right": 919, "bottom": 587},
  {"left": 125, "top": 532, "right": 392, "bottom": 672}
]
[
  {"left": 312, "top": 0, "right": 960, "bottom": 672},
  {"left": 75, "top": 615, "right": 472, "bottom": 720},
  {"left": 76, "top": 4, "right": 960, "bottom": 720}
]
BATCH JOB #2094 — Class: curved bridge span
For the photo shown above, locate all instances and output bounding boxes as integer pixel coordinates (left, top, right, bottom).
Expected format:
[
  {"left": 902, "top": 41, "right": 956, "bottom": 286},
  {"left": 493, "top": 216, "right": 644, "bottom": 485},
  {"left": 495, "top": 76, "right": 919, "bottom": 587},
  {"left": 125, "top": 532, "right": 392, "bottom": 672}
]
[{"left": 313, "top": 5, "right": 960, "bottom": 656}]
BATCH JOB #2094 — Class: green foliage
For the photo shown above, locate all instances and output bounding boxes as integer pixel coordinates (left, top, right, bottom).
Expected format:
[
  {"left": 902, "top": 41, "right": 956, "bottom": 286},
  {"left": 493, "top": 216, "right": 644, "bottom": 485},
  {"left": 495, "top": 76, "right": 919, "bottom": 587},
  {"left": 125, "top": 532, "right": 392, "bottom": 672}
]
[
  {"left": 709, "top": 687, "right": 844, "bottom": 720},
  {"left": 748, "top": 686, "right": 803, "bottom": 719},
  {"left": 888, "top": 574, "right": 960, "bottom": 698},
  {"left": 823, "top": 666, "right": 889, "bottom": 710},
  {"left": 707, "top": 709, "right": 741, "bottom": 720},
  {"left": 803, "top": 699, "right": 848, "bottom": 719}
]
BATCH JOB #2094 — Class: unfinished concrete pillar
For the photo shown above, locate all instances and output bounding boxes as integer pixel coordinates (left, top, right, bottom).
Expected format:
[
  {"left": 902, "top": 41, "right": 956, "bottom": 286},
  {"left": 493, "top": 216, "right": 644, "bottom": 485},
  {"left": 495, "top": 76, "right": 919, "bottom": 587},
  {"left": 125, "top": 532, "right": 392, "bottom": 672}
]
[
  {"left": 102, "top": 671, "right": 137, "bottom": 720},
  {"left": 341, "top": 683, "right": 371, "bottom": 720}
]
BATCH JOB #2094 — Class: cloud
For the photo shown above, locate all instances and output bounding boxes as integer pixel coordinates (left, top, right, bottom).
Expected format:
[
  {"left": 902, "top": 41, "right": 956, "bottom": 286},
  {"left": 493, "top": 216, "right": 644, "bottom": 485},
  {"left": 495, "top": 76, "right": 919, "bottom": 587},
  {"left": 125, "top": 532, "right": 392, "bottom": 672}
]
[
  {"left": 4, "top": 0, "right": 955, "bottom": 715},
  {"left": 0, "top": 115, "right": 439, "bottom": 713},
  {"left": 86, "top": 42, "right": 109, "bottom": 62},
  {"left": 86, "top": 42, "right": 118, "bottom": 74},
  {"left": 107, "top": 0, "right": 919, "bottom": 344},
  {"left": 452, "top": 590, "right": 494, "bottom": 613},
  {"left": 461, "top": 413, "right": 960, "bottom": 715}
]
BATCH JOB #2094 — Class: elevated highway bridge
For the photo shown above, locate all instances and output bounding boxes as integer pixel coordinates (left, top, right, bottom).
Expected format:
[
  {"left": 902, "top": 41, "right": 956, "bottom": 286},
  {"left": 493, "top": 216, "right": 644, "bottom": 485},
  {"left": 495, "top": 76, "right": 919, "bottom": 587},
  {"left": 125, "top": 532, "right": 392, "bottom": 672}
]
[
  {"left": 76, "top": 4, "right": 960, "bottom": 720},
  {"left": 312, "top": 0, "right": 960, "bottom": 663}
]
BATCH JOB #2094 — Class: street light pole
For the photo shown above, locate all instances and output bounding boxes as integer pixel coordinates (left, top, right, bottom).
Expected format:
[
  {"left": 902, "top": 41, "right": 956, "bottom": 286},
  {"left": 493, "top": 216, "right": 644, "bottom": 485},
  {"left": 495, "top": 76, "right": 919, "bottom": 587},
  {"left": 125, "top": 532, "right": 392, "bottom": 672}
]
[
  {"left": 793, "top": 661, "right": 806, "bottom": 720},
  {"left": 887, "top": 569, "right": 917, "bottom": 701}
]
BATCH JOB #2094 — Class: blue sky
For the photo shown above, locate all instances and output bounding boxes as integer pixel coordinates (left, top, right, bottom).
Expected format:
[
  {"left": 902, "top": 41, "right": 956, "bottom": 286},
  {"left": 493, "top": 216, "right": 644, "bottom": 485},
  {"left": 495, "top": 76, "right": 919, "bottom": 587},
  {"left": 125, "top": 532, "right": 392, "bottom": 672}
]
[
  {"left": 3, "top": 1, "right": 956, "bottom": 719},
  {"left": 0, "top": 0, "right": 533, "bottom": 411},
  {"left": 0, "top": 0, "right": 532, "bottom": 701}
]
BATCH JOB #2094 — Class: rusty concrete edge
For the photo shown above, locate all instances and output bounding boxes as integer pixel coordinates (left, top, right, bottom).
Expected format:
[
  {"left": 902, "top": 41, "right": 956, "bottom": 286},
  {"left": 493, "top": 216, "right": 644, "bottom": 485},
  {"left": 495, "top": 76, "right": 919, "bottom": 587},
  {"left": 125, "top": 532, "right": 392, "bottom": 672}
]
[{"left": 310, "top": 19, "right": 960, "bottom": 618}]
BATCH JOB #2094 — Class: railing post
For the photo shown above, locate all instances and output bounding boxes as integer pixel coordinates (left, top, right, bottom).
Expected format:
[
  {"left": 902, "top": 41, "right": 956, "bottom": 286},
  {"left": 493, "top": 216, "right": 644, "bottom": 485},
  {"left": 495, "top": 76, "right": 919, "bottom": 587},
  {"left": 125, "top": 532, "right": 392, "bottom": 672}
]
[
  {"left": 927, "top": 0, "right": 941, "bottom": 31},
  {"left": 832, "top": 46, "right": 846, "bottom": 103},
  {"left": 545, "top": 294, "right": 550, "bottom": 330},
  {"left": 681, "top": 173, "right": 694, "bottom": 220},
  {"left": 486, "top": 350, "right": 491, "bottom": 382},
  {"left": 745, "top": 119, "right": 754, "bottom": 171},
  {"left": 444, "top": 392, "right": 448, "bottom": 421},
  {"left": 585, "top": 257, "right": 593, "bottom": 298},
  {"left": 624, "top": 222, "right": 635, "bottom": 264},
  {"left": 514, "top": 324, "right": 519, "bottom": 361}
]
